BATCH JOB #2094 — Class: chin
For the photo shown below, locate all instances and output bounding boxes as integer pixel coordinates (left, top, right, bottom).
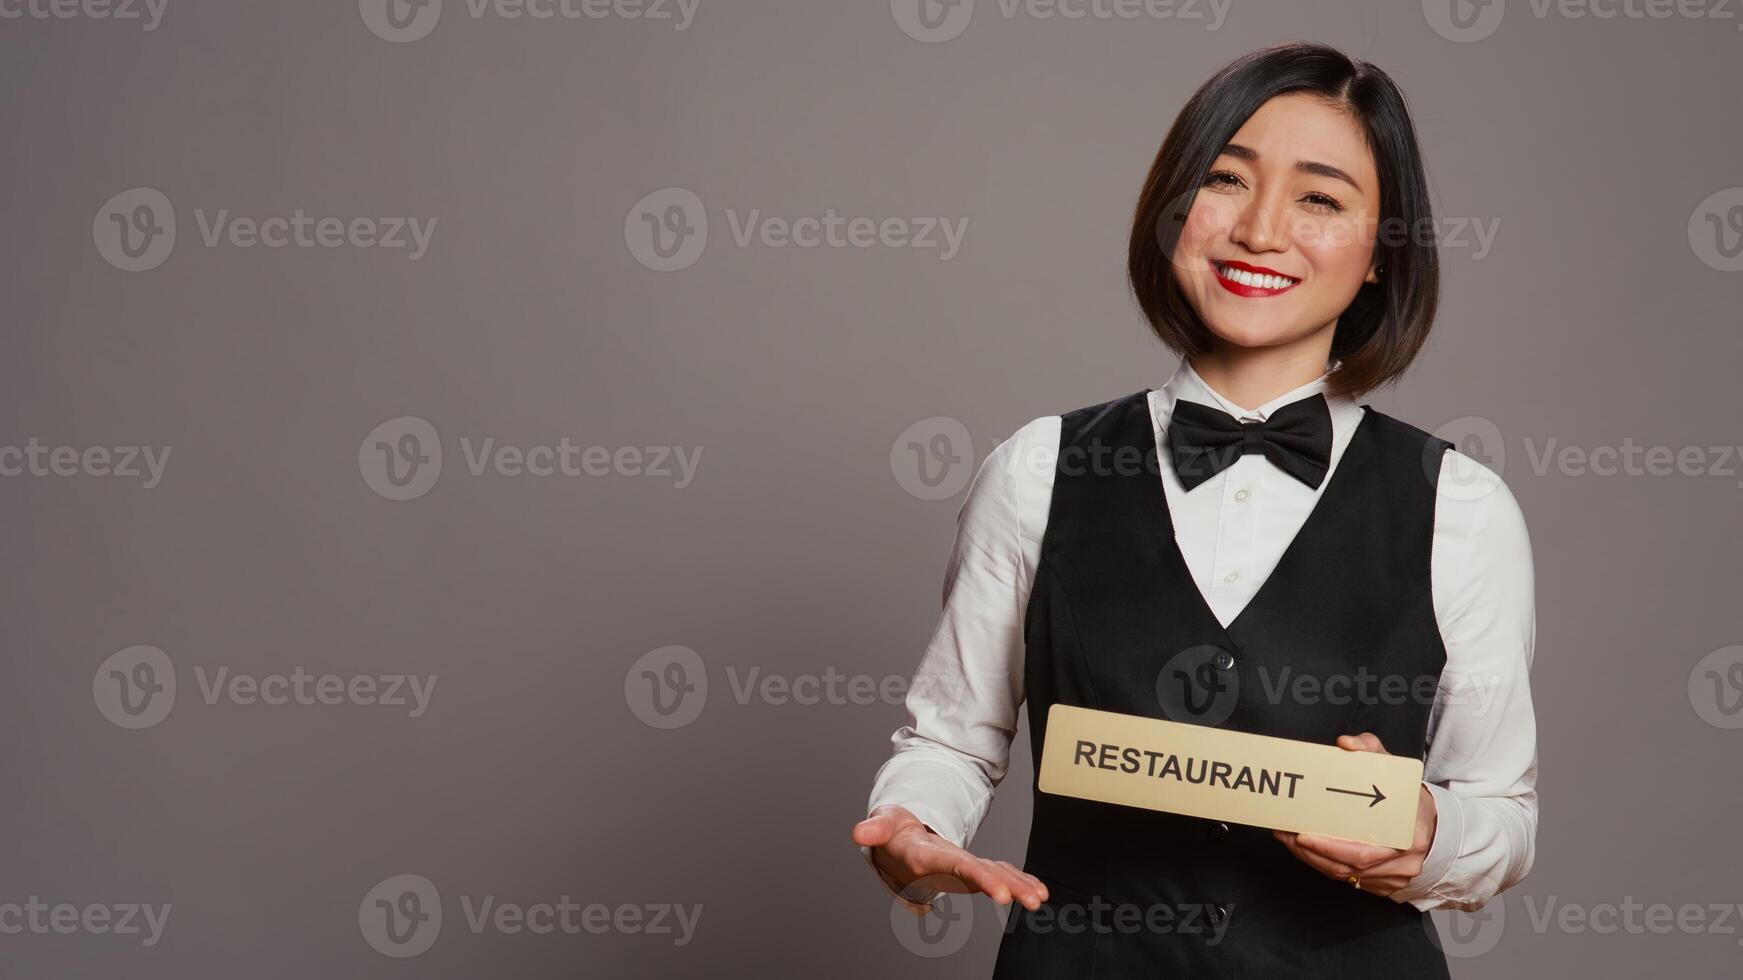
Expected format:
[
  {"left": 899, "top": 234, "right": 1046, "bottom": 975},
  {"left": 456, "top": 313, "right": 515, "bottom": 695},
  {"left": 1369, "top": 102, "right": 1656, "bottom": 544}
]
[{"left": 1200, "top": 313, "right": 1305, "bottom": 350}]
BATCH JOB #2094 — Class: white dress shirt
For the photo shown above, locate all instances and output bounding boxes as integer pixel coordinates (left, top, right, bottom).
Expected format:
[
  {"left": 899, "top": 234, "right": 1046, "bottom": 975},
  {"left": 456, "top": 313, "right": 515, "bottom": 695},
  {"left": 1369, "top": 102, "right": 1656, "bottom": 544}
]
[{"left": 865, "top": 359, "right": 1538, "bottom": 916}]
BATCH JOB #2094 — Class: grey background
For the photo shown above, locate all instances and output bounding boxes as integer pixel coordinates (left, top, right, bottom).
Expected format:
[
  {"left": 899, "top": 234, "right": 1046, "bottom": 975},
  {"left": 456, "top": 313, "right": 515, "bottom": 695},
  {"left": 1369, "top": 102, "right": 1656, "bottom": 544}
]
[{"left": 3, "top": 0, "right": 1742, "bottom": 977}]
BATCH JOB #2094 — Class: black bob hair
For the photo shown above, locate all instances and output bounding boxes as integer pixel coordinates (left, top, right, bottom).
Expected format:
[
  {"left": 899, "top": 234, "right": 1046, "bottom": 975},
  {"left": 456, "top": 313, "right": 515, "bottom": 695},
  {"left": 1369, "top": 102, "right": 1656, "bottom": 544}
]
[{"left": 1128, "top": 42, "right": 1439, "bottom": 398}]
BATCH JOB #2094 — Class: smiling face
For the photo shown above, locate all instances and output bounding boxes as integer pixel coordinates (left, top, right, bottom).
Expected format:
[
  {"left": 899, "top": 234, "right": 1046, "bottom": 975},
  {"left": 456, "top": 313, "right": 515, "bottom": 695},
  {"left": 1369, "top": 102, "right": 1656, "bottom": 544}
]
[{"left": 1172, "top": 92, "right": 1382, "bottom": 353}]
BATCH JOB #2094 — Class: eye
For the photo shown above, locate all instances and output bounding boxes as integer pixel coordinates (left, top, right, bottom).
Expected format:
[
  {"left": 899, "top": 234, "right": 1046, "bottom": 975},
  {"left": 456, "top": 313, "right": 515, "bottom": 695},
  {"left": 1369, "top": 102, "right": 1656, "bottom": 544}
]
[
  {"left": 1203, "top": 169, "right": 1246, "bottom": 190},
  {"left": 1300, "top": 191, "right": 1344, "bottom": 213}
]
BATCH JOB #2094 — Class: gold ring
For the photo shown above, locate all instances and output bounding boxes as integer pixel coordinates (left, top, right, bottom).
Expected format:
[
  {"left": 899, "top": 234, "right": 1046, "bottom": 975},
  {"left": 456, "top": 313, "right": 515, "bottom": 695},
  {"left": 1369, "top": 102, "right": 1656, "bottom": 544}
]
[{"left": 1347, "top": 875, "right": 1361, "bottom": 889}]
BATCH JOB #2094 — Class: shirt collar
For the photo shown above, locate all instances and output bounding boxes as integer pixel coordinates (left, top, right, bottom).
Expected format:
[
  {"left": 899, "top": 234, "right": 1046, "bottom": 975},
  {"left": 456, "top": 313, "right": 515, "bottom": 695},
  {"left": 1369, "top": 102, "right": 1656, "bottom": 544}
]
[{"left": 1153, "top": 357, "right": 1366, "bottom": 445}]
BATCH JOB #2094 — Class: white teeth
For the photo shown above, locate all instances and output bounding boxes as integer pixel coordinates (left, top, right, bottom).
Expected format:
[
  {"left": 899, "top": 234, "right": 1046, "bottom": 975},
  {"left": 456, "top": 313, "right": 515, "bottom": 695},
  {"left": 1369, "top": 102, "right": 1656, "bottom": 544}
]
[{"left": 1218, "top": 263, "right": 1296, "bottom": 289}]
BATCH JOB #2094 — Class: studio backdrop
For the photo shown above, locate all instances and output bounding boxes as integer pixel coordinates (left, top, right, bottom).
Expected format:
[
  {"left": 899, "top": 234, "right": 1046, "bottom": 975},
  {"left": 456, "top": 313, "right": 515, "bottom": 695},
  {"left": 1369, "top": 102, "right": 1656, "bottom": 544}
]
[{"left": 3, "top": 2, "right": 1741, "bottom": 977}]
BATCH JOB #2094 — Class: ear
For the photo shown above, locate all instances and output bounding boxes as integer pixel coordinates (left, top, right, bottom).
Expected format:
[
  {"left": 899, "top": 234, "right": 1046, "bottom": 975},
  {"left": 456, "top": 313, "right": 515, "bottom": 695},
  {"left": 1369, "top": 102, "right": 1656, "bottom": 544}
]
[{"left": 1364, "top": 262, "right": 1382, "bottom": 285}]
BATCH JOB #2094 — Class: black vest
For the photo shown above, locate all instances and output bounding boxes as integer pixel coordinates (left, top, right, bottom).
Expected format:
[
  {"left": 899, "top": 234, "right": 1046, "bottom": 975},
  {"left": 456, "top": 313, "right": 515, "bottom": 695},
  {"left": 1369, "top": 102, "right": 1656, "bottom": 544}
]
[{"left": 991, "top": 389, "right": 1454, "bottom": 979}]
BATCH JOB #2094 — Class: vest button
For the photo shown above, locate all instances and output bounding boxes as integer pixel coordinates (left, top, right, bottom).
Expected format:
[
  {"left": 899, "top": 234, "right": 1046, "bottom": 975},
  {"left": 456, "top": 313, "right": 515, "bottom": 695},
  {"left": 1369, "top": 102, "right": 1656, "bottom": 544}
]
[
  {"left": 1209, "top": 904, "right": 1229, "bottom": 926},
  {"left": 1213, "top": 650, "right": 1236, "bottom": 671},
  {"left": 1212, "top": 821, "right": 1230, "bottom": 839}
]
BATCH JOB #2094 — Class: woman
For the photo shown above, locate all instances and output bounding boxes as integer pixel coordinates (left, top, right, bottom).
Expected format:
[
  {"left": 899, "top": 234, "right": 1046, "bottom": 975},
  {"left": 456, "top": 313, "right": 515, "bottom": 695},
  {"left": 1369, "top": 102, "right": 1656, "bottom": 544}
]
[{"left": 851, "top": 42, "right": 1538, "bottom": 977}]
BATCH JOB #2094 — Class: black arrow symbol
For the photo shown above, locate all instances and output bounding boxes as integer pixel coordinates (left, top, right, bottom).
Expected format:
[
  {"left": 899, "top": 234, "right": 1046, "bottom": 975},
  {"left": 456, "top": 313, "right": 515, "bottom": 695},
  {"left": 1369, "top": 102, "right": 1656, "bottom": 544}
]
[{"left": 1325, "top": 784, "right": 1387, "bottom": 807}]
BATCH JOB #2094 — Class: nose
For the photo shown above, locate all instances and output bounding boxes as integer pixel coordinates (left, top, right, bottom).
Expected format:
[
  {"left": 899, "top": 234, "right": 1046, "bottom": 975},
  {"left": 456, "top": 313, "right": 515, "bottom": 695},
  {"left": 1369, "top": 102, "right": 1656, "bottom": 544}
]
[{"left": 1229, "top": 194, "right": 1289, "bottom": 254}]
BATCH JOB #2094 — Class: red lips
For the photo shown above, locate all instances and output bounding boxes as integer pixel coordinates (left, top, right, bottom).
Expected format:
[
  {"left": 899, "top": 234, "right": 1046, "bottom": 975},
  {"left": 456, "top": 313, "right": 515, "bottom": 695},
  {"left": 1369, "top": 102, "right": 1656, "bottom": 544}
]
[{"left": 1213, "top": 258, "right": 1301, "bottom": 298}]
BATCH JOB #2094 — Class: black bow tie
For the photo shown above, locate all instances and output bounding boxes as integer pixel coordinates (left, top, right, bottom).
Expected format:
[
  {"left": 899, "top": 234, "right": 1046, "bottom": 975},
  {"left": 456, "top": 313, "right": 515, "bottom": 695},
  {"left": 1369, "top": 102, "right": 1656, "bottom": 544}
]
[{"left": 1165, "top": 394, "right": 1333, "bottom": 491}]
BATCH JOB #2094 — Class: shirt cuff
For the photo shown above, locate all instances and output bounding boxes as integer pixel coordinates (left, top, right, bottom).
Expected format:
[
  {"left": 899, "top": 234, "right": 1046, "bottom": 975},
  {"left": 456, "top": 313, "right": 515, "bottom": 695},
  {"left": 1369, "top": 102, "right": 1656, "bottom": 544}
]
[
  {"left": 1391, "top": 782, "right": 1464, "bottom": 909},
  {"left": 862, "top": 845, "right": 941, "bottom": 915}
]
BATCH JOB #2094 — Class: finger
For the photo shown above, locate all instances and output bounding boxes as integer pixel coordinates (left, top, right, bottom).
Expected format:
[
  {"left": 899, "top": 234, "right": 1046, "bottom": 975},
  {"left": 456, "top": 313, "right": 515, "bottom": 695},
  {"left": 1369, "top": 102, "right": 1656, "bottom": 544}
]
[
  {"left": 952, "top": 856, "right": 1020, "bottom": 905},
  {"left": 1351, "top": 874, "right": 1410, "bottom": 896},
  {"left": 854, "top": 805, "right": 924, "bottom": 847},
  {"left": 852, "top": 815, "right": 901, "bottom": 848},
  {"left": 992, "top": 861, "right": 1050, "bottom": 908},
  {"left": 1292, "top": 833, "right": 1400, "bottom": 870},
  {"left": 1275, "top": 832, "right": 1356, "bottom": 879},
  {"left": 1336, "top": 732, "right": 1388, "bottom": 754},
  {"left": 975, "top": 860, "right": 1047, "bottom": 910},
  {"left": 1343, "top": 852, "right": 1425, "bottom": 882},
  {"left": 985, "top": 862, "right": 1046, "bottom": 910}
]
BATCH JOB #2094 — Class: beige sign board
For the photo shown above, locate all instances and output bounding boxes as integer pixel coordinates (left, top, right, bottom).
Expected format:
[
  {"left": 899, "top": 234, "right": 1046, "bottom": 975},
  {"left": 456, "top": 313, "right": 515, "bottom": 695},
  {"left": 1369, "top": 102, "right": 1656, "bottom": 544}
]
[{"left": 1038, "top": 704, "right": 1423, "bottom": 848}]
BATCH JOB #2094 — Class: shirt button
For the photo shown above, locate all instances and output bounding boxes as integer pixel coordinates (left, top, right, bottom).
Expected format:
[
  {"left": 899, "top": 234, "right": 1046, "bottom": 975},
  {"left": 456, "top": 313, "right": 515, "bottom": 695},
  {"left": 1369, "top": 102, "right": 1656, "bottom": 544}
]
[
  {"left": 1209, "top": 905, "right": 1229, "bottom": 926},
  {"left": 1214, "top": 650, "right": 1235, "bottom": 671},
  {"left": 1213, "top": 821, "right": 1231, "bottom": 839},
  {"left": 1234, "top": 488, "right": 1250, "bottom": 502},
  {"left": 1223, "top": 571, "right": 1239, "bottom": 584}
]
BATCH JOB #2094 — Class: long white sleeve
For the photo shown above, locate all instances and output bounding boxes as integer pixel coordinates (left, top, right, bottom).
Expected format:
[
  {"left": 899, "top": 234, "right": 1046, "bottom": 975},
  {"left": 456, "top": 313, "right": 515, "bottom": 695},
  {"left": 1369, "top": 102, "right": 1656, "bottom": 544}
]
[
  {"left": 862, "top": 420, "right": 1052, "bottom": 912},
  {"left": 1390, "top": 450, "right": 1540, "bottom": 912}
]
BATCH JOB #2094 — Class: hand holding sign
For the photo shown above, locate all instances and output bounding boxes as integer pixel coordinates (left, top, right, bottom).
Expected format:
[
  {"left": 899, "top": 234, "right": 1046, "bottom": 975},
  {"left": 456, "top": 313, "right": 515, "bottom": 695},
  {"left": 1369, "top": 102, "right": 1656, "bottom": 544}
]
[
  {"left": 1273, "top": 732, "right": 1439, "bottom": 898},
  {"left": 852, "top": 805, "right": 1050, "bottom": 911}
]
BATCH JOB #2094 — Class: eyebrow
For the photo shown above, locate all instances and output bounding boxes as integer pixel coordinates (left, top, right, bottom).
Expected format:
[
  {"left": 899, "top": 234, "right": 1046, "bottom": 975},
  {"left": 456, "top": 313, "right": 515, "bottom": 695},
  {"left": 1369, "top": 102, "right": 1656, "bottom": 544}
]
[{"left": 1219, "top": 142, "right": 1363, "bottom": 192}]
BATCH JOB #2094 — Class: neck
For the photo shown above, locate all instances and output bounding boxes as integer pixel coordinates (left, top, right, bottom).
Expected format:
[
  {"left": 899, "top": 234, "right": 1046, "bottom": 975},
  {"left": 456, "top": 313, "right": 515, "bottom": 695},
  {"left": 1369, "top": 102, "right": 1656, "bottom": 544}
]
[{"left": 1188, "top": 326, "right": 1336, "bottom": 411}]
